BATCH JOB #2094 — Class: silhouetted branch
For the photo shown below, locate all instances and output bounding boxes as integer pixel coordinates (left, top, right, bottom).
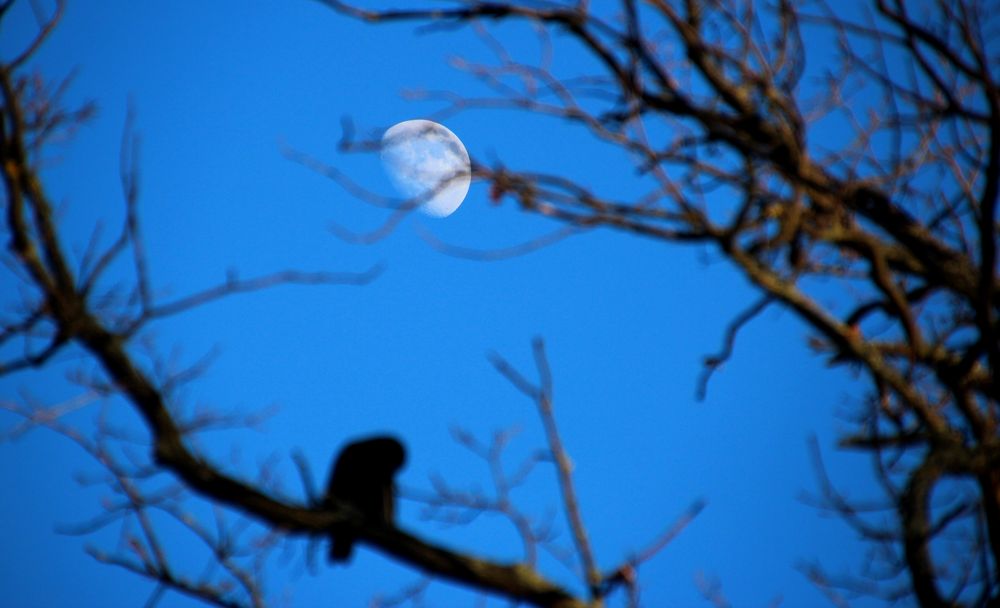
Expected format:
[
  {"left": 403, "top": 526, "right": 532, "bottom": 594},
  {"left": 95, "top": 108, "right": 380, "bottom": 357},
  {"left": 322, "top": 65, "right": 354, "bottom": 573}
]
[
  {"left": 0, "top": 9, "right": 589, "bottom": 604},
  {"left": 410, "top": 425, "right": 561, "bottom": 568},
  {"left": 4, "top": 0, "right": 999, "bottom": 605},
  {"left": 415, "top": 223, "right": 583, "bottom": 262},
  {"left": 132, "top": 266, "right": 383, "bottom": 329},
  {"left": 697, "top": 295, "right": 772, "bottom": 400},
  {"left": 490, "top": 338, "right": 700, "bottom": 602},
  {"left": 1, "top": 393, "right": 272, "bottom": 608},
  {"left": 316, "top": 1, "right": 999, "bottom": 603}
]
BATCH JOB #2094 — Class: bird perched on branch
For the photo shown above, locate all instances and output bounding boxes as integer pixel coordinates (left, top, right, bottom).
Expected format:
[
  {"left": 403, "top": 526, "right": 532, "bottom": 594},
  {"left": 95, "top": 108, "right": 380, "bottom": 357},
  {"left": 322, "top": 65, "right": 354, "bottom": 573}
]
[{"left": 324, "top": 435, "right": 406, "bottom": 563}]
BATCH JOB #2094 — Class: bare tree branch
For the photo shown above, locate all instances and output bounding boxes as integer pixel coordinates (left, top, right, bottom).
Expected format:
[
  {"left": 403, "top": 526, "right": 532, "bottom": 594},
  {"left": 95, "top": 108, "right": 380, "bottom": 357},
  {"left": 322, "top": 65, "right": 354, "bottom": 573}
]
[{"left": 315, "top": 1, "right": 1000, "bottom": 603}]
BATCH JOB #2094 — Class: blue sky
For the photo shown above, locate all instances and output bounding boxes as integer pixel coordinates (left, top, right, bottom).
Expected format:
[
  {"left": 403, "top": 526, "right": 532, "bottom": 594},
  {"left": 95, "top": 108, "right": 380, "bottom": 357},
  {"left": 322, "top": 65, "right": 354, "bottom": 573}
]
[{"left": 1, "top": 2, "right": 883, "bottom": 607}]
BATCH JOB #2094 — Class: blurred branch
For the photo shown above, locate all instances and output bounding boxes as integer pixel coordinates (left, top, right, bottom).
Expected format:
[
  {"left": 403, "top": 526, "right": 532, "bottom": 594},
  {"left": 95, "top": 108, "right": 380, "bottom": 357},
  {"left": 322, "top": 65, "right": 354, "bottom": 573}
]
[
  {"left": 318, "top": 0, "right": 999, "bottom": 603},
  {"left": 697, "top": 295, "right": 772, "bottom": 400},
  {"left": 0, "top": 4, "right": 589, "bottom": 606},
  {"left": 409, "top": 425, "right": 562, "bottom": 568},
  {"left": 1, "top": 393, "right": 271, "bottom": 608},
  {"left": 4, "top": 0, "right": 999, "bottom": 606},
  {"left": 490, "top": 340, "right": 602, "bottom": 599},
  {"left": 131, "top": 266, "right": 384, "bottom": 329},
  {"left": 415, "top": 223, "right": 584, "bottom": 262},
  {"left": 490, "top": 338, "right": 703, "bottom": 603}
]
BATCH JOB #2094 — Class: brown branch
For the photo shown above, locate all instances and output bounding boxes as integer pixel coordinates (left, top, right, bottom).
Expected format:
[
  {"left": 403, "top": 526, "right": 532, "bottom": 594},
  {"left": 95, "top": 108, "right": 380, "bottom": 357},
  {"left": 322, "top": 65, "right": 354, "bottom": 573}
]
[
  {"left": 415, "top": 223, "right": 584, "bottom": 262},
  {"left": 697, "top": 296, "right": 772, "bottom": 400},
  {"left": 413, "top": 425, "right": 556, "bottom": 568},
  {"left": 1, "top": 393, "right": 269, "bottom": 608},
  {"left": 6, "top": 0, "right": 999, "bottom": 604},
  {"left": 7, "top": 0, "right": 64, "bottom": 70},
  {"left": 898, "top": 450, "right": 948, "bottom": 607},
  {"left": 1, "top": 46, "right": 586, "bottom": 606},
  {"left": 311, "top": 1, "right": 1000, "bottom": 601},
  {"left": 630, "top": 499, "right": 706, "bottom": 566},
  {"left": 133, "top": 266, "right": 383, "bottom": 328},
  {"left": 73, "top": 309, "right": 583, "bottom": 607},
  {"left": 491, "top": 339, "right": 603, "bottom": 601}
]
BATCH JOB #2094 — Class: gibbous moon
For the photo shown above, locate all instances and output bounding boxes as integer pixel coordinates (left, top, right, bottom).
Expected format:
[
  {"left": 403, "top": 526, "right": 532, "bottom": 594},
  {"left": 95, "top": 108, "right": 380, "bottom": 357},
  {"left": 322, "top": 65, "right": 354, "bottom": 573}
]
[{"left": 380, "top": 119, "right": 471, "bottom": 218}]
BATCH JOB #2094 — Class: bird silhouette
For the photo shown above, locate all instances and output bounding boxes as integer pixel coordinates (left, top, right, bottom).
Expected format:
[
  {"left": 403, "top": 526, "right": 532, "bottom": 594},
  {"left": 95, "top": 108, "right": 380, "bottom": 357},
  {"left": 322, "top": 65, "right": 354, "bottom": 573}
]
[{"left": 324, "top": 435, "right": 406, "bottom": 563}]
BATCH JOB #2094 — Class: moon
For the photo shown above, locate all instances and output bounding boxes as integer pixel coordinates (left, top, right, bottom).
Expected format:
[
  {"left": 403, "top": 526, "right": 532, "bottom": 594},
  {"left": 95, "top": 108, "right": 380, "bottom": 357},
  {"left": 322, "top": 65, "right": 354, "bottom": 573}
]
[{"left": 380, "top": 119, "right": 471, "bottom": 218}]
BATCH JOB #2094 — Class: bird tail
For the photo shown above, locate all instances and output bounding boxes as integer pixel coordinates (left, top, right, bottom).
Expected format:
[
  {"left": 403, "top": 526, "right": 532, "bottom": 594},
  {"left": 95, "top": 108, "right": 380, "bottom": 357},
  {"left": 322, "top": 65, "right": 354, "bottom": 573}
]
[{"left": 329, "top": 535, "right": 353, "bottom": 563}]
